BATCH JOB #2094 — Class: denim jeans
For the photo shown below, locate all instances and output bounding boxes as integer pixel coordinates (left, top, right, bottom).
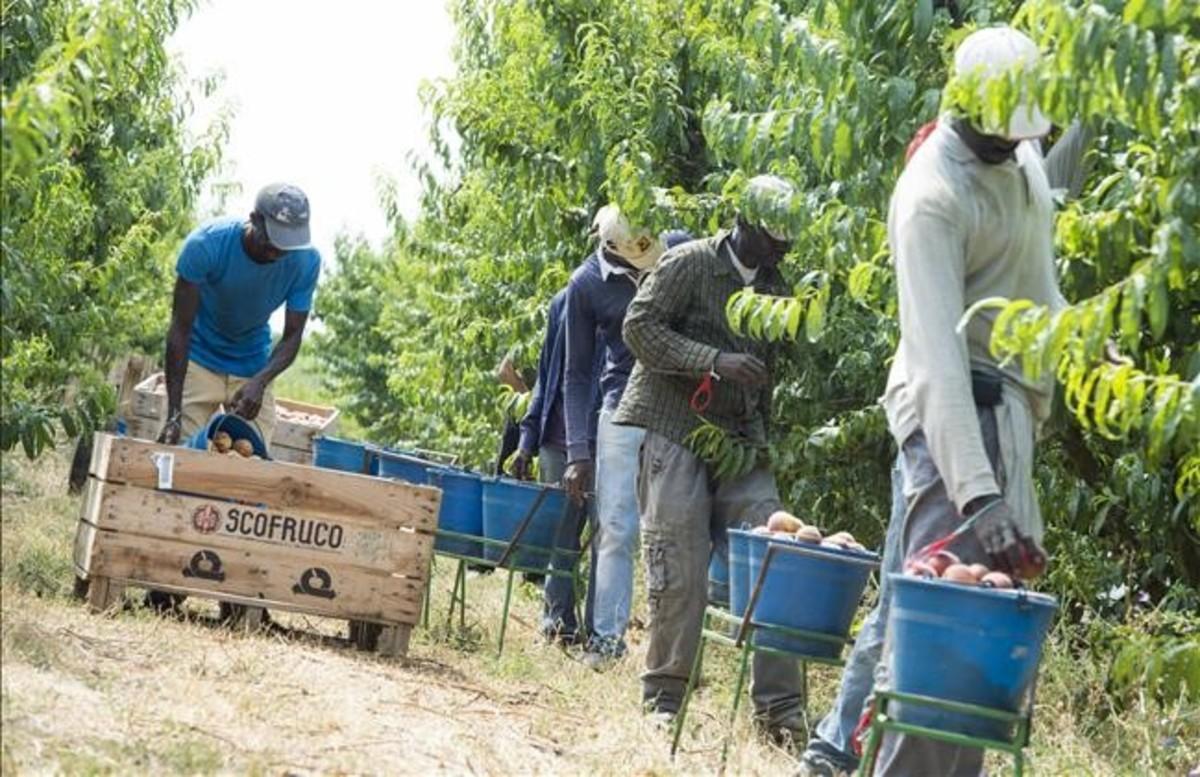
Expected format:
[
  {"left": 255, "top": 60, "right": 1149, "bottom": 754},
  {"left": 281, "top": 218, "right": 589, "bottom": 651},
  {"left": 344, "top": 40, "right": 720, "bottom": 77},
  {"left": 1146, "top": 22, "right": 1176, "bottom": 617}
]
[
  {"left": 805, "top": 457, "right": 905, "bottom": 771},
  {"left": 539, "top": 445, "right": 594, "bottom": 639},
  {"left": 591, "top": 408, "right": 644, "bottom": 645}
]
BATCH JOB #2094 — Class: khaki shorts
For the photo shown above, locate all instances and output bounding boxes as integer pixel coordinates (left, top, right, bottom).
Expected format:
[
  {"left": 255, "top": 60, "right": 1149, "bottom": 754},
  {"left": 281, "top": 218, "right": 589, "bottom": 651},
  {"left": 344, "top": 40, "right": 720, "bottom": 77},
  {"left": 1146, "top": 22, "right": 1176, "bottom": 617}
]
[{"left": 176, "top": 361, "right": 276, "bottom": 446}]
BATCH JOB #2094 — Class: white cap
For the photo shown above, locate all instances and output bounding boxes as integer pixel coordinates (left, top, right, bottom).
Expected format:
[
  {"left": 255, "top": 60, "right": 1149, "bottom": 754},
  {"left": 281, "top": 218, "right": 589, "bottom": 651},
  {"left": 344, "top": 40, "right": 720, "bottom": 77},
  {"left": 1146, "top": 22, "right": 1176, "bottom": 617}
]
[
  {"left": 745, "top": 174, "right": 796, "bottom": 241},
  {"left": 953, "top": 26, "right": 1050, "bottom": 140},
  {"left": 592, "top": 204, "right": 664, "bottom": 270}
]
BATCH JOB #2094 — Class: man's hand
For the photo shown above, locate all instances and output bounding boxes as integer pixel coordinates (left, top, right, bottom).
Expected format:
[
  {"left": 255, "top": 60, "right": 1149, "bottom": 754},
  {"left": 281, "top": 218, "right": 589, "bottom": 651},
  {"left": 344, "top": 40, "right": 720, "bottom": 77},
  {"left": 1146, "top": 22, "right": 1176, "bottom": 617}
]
[
  {"left": 511, "top": 450, "right": 534, "bottom": 481},
  {"left": 157, "top": 413, "right": 182, "bottom": 445},
  {"left": 230, "top": 378, "right": 266, "bottom": 420},
  {"left": 562, "top": 460, "right": 593, "bottom": 506},
  {"left": 967, "top": 496, "right": 1047, "bottom": 580},
  {"left": 714, "top": 352, "right": 768, "bottom": 387}
]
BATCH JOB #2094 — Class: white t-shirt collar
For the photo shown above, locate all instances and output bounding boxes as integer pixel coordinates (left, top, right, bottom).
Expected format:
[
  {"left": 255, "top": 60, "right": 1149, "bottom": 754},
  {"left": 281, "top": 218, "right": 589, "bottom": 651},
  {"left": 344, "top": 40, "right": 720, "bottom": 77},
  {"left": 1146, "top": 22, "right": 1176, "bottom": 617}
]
[{"left": 726, "top": 244, "right": 758, "bottom": 285}]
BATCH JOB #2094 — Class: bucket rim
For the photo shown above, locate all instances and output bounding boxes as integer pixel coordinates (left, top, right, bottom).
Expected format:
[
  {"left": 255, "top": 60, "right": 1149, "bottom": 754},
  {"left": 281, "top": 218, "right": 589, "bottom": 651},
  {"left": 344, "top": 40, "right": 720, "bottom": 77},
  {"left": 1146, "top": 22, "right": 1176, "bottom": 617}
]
[
  {"left": 888, "top": 572, "right": 1059, "bottom": 608},
  {"left": 735, "top": 527, "right": 881, "bottom": 565}
]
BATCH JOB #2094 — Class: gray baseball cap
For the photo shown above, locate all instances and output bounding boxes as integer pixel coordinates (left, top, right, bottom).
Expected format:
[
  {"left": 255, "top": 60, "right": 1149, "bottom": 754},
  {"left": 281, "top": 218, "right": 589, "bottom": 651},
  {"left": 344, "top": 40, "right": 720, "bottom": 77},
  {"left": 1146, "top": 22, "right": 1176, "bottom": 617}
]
[{"left": 255, "top": 183, "right": 312, "bottom": 250}]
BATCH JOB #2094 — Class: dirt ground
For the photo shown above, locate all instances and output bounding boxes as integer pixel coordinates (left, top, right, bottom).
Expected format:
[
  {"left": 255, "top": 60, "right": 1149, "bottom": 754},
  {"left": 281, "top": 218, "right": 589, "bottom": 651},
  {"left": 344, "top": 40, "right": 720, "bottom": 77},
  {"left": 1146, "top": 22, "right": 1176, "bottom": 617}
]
[
  {"left": 2, "top": 447, "right": 1188, "bottom": 775},
  {"left": 1, "top": 447, "right": 802, "bottom": 775}
]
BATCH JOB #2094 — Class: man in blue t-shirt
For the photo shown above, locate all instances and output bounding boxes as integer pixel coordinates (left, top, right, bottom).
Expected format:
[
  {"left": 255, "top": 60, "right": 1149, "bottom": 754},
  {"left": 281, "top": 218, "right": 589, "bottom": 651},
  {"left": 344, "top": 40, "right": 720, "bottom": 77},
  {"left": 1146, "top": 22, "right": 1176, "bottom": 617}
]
[{"left": 157, "top": 183, "right": 321, "bottom": 448}]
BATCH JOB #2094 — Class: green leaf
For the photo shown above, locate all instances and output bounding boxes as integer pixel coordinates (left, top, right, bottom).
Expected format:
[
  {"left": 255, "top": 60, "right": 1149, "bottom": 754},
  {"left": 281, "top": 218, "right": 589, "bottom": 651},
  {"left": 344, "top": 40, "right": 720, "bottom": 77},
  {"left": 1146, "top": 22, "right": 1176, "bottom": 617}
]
[
  {"left": 833, "top": 121, "right": 852, "bottom": 169},
  {"left": 1148, "top": 275, "right": 1169, "bottom": 340},
  {"left": 1120, "top": 275, "right": 1146, "bottom": 352},
  {"left": 806, "top": 286, "right": 827, "bottom": 342},
  {"left": 912, "top": 0, "right": 933, "bottom": 43},
  {"left": 785, "top": 298, "right": 804, "bottom": 340}
]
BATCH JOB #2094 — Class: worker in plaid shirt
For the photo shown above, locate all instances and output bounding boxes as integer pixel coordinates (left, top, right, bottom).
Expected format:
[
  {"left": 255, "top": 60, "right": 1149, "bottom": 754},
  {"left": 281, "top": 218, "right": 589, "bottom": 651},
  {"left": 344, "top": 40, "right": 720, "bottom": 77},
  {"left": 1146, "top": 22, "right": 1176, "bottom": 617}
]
[{"left": 614, "top": 175, "right": 806, "bottom": 745}]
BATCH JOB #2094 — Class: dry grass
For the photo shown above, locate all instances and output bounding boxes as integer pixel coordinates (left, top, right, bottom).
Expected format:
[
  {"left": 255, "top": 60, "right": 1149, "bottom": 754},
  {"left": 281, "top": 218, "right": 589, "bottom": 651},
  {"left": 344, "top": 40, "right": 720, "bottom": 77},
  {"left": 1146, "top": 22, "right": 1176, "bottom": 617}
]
[{"left": 1, "top": 446, "right": 1195, "bottom": 775}]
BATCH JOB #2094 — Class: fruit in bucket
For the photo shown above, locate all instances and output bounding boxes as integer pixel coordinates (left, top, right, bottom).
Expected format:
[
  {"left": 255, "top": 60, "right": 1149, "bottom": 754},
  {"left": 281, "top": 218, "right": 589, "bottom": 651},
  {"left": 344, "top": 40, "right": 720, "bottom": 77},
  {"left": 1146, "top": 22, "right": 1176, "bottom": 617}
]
[
  {"left": 905, "top": 560, "right": 939, "bottom": 578},
  {"left": 212, "top": 431, "right": 233, "bottom": 453},
  {"left": 795, "top": 525, "right": 822, "bottom": 543},
  {"left": 766, "top": 511, "right": 805, "bottom": 533},
  {"left": 232, "top": 439, "right": 254, "bottom": 458},
  {"left": 968, "top": 563, "right": 990, "bottom": 580},
  {"left": 981, "top": 571, "right": 1014, "bottom": 589},
  {"left": 942, "top": 563, "right": 979, "bottom": 584},
  {"left": 927, "top": 550, "right": 960, "bottom": 577}
]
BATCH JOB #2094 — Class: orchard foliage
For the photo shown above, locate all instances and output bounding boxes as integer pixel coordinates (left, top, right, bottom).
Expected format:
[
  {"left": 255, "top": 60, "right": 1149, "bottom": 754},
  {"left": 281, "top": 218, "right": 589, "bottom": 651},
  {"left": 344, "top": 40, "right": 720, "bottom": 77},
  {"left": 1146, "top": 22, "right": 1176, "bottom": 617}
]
[
  {"left": 1, "top": 0, "right": 223, "bottom": 457},
  {"left": 316, "top": 0, "right": 1199, "bottom": 620}
]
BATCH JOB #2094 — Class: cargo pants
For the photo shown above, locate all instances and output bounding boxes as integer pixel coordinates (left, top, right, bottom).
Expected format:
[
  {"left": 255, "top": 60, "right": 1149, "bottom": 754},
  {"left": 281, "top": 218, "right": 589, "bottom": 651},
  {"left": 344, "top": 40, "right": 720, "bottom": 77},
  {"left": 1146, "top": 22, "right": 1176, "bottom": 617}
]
[
  {"left": 871, "top": 406, "right": 1005, "bottom": 777},
  {"left": 638, "top": 431, "right": 803, "bottom": 724},
  {"left": 177, "top": 360, "right": 277, "bottom": 446}
]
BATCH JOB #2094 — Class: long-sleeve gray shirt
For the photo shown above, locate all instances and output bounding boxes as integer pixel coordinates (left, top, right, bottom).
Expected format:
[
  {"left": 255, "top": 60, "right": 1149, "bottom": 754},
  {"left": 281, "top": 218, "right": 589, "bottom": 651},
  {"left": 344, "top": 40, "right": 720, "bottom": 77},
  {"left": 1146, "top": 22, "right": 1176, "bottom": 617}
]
[{"left": 882, "top": 120, "right": 1090, "bottom": 510}]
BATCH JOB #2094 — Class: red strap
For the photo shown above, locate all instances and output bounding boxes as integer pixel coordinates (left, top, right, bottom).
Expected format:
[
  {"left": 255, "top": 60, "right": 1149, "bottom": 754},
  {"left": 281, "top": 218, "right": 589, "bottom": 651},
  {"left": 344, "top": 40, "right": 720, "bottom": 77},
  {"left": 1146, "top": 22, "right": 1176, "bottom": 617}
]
[
  {"left": 850, "top": 700, "right": 876, "bottom": 756},
  {"left": 905, "top": 120, "right": 939, "bottom": 164},
  {"left": 690, "top": 373, "right": 715, "bottom": 413}
]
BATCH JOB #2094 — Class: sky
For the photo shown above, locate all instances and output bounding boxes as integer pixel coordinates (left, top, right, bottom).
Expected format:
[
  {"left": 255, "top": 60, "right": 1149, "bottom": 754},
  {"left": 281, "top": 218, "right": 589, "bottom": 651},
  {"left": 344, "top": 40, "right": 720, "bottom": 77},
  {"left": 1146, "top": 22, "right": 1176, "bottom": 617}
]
[{"left": 170, "top": 0, "right": 456, "bottom": 263}]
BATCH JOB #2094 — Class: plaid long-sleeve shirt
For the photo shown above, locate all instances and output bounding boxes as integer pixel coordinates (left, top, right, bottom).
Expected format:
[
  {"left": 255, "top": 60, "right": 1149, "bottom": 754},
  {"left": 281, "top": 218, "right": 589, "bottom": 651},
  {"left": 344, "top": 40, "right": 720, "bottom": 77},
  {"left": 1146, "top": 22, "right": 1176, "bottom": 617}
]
[{"left": 614, "top": 232, "right": 788, "bottom": 447}]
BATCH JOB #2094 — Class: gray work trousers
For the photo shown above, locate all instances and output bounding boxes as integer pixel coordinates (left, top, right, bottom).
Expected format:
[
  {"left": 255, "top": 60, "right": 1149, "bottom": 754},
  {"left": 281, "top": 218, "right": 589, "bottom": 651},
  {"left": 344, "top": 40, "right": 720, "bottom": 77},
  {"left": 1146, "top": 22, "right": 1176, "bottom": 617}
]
[
  {"left": 637, "top": 431, "right": 803, "bottom": 724},
  {"left": 874, "top": 406, "right": 1005, "bottom": 777}
]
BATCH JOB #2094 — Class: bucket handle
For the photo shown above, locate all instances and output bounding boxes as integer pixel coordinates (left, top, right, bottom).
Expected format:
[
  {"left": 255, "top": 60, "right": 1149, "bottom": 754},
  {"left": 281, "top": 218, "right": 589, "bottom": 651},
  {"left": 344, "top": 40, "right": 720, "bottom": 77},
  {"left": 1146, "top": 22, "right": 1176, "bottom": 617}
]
[{"left": 493, "top": 485, "right": 552, "bottom": 569}]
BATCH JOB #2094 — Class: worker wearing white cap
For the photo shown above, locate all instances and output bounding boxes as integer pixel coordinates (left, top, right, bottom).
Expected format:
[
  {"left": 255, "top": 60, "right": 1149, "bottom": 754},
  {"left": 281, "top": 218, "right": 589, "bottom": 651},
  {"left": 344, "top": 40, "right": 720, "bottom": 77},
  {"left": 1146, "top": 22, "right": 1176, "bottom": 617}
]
[
  {"left": 560, "top": 204, "right": 691, "bottom": 668},
  {"left": 799, "top": 26, "right": 1093, "bottom": 777}
]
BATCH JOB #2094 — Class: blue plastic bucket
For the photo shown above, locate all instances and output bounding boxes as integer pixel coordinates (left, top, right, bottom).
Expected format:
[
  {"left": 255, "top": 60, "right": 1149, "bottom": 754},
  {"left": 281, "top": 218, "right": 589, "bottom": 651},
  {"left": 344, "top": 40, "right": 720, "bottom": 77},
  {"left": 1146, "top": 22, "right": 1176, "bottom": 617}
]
[
  {"left": 376, "top": 448, "right": 434, "bottom": 484},
  {"left": 708, "top": 552, "right": 730, "bottom": 609},
  {"left": 427, "top": 468, "right": 484, "bottom": 559},
  {"left": 313, "top": 436, "right": 377, "bottom": 474},
  {"left": 744, "top": 532, "right": 878, "bottom": 660},
  {"left": 186, "top": 413, "right": 270, "bottom": 459},
  {"left": 481, "top": 478, "right": 567, "bottom": 569},
  {"left": 728, "top": 528, "right": 754, "bottom": 617},
  {"left": 887, "top": 574, "right": 1058, "bottom": 740}
]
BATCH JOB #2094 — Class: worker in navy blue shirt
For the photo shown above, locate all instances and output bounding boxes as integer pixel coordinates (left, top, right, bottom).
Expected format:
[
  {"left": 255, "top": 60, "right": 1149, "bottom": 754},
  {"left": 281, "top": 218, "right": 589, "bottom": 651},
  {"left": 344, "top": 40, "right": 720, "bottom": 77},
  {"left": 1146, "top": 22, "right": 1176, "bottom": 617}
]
[
  {"left": 511, "top": 288, "right": 601, "bottom": 645},
  {"left": 561, "top": 204, "right": 691, "bottom": 668},
  {"left": 157, "top": 183, "right": 321, "bottom": 447}
]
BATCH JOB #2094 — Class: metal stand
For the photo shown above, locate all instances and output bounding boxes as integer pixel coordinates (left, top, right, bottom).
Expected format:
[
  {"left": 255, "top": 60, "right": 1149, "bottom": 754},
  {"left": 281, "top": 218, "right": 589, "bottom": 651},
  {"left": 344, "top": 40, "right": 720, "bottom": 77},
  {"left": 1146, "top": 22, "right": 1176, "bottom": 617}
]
[
  {"left": 421, "top": 490, "right": 587, "bottom": 657},
  {"left": 671, "top": 542, "right": 874, "bottom": 762},
  {"left": 856, "top": 690, "right": 1031, "bottom": 777}
]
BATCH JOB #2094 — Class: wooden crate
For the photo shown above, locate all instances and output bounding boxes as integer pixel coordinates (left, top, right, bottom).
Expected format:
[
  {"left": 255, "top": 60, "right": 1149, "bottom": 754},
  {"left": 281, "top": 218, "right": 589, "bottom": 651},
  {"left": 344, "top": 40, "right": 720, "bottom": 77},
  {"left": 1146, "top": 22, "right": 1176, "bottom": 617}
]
[
  {"left": 130, "top": 372, "right": 166, "bottom": 421},
  {"left": 273, "top": 397, "right": 339, "bottom": 451},
  {"left": 74, "top": 434, "right": 440, "bottom": 656}
]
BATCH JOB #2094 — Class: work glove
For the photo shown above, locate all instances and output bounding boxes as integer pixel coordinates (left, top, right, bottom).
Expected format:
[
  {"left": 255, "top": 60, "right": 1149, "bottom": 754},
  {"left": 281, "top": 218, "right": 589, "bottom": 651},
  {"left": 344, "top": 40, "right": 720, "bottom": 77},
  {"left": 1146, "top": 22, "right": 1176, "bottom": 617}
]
[
  {"left": 967, "top": 496, "right": 1047, "bottom": 580},
  {"left": 510, "top": 450, "right": 534, "bottom": 481}
]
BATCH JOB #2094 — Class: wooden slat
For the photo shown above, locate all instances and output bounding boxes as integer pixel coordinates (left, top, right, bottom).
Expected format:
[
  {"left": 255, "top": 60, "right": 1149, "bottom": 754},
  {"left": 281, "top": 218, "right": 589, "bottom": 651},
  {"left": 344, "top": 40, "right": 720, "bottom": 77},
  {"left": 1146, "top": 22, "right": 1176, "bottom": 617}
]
[
  {"left": 90, "top": 532, "right": 422, "bottom": 623},
  {"left": 270, "top": 444, "right": 313, "bottom": 466},
  {"left": 125, "top": 415, "right": 160, "bottom": 441},
  {"left": 89, "top": 434, "right": 439, "bottom": 532},
  {"left": 88, "top": 481, "right": 433, "bottom": 576},
  {"left": 72, "top": 479, "right": 103, "bottom": 577}
]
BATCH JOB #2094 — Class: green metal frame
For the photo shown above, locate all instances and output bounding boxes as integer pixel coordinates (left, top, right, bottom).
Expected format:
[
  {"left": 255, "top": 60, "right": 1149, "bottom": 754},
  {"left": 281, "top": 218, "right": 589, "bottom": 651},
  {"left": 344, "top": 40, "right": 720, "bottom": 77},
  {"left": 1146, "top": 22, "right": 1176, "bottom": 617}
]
[
  {"left": 670, "top": 606, "right": 850, "bottom": 761},
  {"left": 856, "top": 689, "right": 1032, "bottom": 776},
  {"left": 671, "top": 539, "right": 877, "bottom": 762},
  {"left": 421, "top": 524, "right": 591, "bottom": 656}
]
